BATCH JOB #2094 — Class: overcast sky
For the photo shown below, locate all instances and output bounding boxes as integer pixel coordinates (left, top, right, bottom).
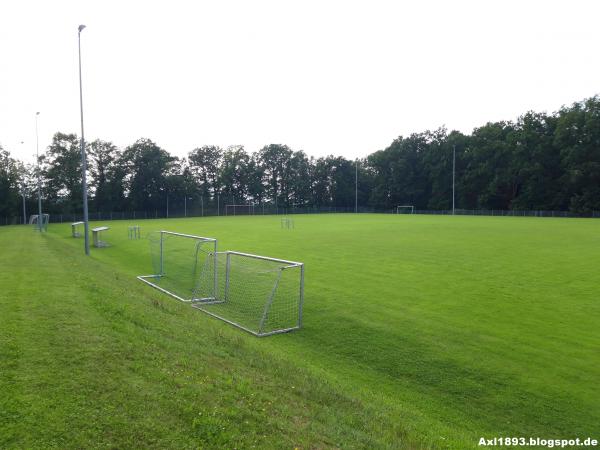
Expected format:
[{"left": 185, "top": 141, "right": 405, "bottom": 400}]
[{"left": 1, "top": 0, "right": 599, "bottom": 164}]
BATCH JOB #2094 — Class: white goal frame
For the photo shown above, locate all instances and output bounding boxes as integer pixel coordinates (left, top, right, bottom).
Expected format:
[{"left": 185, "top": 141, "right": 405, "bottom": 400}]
[
  {"left": 396, "top": 205, "right": 415, "bottom": 214},
  {"left": 29, "top": 214, "right": 49, "bottom": 231},
  {"left": 137, "top": 231, "right": 218, "bottom": 303},
  {"left": 225, "top": 204, "right": 255, "bottom": 216},
  {"left": 192, "top": 251, "right": 304, "bottom": 337}
]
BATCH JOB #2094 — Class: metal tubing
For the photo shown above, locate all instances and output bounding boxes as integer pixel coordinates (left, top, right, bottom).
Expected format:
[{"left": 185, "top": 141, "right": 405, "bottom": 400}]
[
  {"left": 299, "top": 264, "right": 304, "bottom": 328},
  {"left": 224, "top": 250, "right": 302, "bottom": 266},
  {"left": 159, "top": 232, "right": 164, "bottom": 275},
  {"left": 258, "top": 269, "right": 283, "bottom": 333},
  {"left": 160, "top": 230, "right": 216, "bottom": 241},
  {"left": 224, "top": 252, "right": 231, "bottom": 302},
  {"left": 78, "top": 27, "right": 90, "bottom": 254}
]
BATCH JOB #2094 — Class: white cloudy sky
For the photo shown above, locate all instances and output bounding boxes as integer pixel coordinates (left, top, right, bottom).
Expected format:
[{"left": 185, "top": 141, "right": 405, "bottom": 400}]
[{"left": 1, "top": 0, "right": 599, "bottom": 164}]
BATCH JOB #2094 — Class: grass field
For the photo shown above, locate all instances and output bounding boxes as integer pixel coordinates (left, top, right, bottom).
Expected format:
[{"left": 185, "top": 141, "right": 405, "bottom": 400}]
[{"left": 1, "top": 214, "right": 599, "bottom": 449}]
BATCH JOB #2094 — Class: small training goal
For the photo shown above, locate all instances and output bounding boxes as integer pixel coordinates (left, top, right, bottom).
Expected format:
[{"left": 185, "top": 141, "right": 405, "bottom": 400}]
[
  {"left": 192, "top": 251, "right": 304, "bottom": 337},
  {"left": 30, "top": 214, "right": 49, "bottom": 231},
  {"left": 137, "top": 231, "right": 218, "bottom": 302},
  {"left": 137, "top": 230, "right": 304, "bottom": 336}
]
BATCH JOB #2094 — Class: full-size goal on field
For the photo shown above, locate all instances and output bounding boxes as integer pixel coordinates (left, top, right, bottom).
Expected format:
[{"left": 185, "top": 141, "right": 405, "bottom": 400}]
[
  {"left": 137, "top": 231, "right": 218, "bottom": 302},
  {"left": 29, "top": 214, "right": 49, "bottom": 231},
  {"left": 192, "top": 251, "right": 304, "bottom": 337},
  {"left": 396, "top": 205, "right": 414, "bottom": 214},
  {"left": 225, "top": 204, "right": 255, "bottom": 216}
]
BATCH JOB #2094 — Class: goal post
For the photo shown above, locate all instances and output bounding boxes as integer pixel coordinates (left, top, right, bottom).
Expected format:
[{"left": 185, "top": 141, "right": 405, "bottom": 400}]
[
  {"left": 225, "top": 204, "right": 255, "bottom": 216},
  {"left": 137, "top": 231, "right": 218, "bottom": 303},
  {"left": 396, "top": 205, "right": 414, "bottom": 214},
  {"left": 192, "top": 251, "right": 304, "bottom": 337},
  {"left": 29, "top": 214, "right": 49, "bottom": 231}
]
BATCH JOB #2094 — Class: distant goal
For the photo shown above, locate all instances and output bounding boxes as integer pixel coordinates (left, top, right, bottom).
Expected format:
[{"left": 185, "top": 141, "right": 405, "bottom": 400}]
[
  {"left": 29, "top": 214, "right": 49, "bottom": 231},
  {"left": 396, "top": 205, "right": 414, "bottom": 214},
  {"left": 225, "top": 204, "right": 255, "bottom": 216}
]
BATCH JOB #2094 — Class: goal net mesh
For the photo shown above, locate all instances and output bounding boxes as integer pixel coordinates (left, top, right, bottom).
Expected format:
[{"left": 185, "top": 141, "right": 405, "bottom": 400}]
[
  {"left": 193, "top": 252, "right": 302, "bottom": 336},
  {"left": 30, "top": 214, "right": 49, "bottom": 231},
  {"left": 145, "top": 231, "right": 217, "bottom": 302}
]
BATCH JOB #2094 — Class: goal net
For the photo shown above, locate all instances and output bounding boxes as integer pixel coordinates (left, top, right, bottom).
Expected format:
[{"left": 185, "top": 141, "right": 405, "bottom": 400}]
[
  {"left": 225, "top": 204, "right": 255, "bottom": 216},
  {"left": 192, "top": 251, "right": 304, "bottom": 336},
  {"left": 137, "top": 231, "right": 218, "bottom": 302},
  {"left": 396, "top": 205, "right": 414, "bottom": 214},
  {"left": 29, "top": 214, "right": 49, "bottom": 231}
]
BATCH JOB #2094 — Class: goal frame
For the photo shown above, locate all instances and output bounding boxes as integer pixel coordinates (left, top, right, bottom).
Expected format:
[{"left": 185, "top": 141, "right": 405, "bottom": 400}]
[
  {"left": 191, "top": 250, "right": 304, "bottom": 337},
  {"left": 225, "top": 204, "right": 255, "bottom": 216},
  {"left": 137, "top": 231, "right": 218, "bottom": 303},
  {"left": 396, "top": 205, "right": 415, "bottom": 214},
  {"left": 30, "top": 213, "right": 49, "bottom": 231}
]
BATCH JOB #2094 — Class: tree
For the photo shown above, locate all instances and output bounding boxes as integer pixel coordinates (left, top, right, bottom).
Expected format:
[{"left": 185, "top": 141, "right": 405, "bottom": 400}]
[
  {"left": 188, "top": 146, "right": 223, "bottom": 203},
  {"left": 43, "top": 132, "right": 82, "bottom": 213},
  {"left": 218, "top": 145, "right": 250, "bottom": 204},
  {"left": 0, "top": 146, "right": 21, "bottom": 219},
  {"left": 288, "top": 151, "right": 312, "bottom": 207},
  {"left": 89, "top": 139, "right": 123, "bottom": 212},
  {"left": 555, "top": 96, "right": 600, "bottom": 213},
  {"left": 257, "top": 144, "right": 293, "bottom": 207},
  {"left": 120, "top": 138, "right": 176, "bottom": 212}
]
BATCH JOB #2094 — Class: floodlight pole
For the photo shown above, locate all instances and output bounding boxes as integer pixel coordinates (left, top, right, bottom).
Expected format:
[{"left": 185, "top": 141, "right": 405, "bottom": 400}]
[
  {"left": 78, "top": 25, "right": 90, "bottom": 255},
  {"left": 20, "top": 141, "right": 26, "bottom": 225},
  {"left": 452, "top": 145, "right": 456, "bottom": 215},
  {"left": 35, "top": 112, "right": 42, "bottom": 231},
  {"left": 22, "top": 193, "right": 26, "bottom": 225},
  {"left": 355, "top": 158, "right": 358, "bottom": 213}
]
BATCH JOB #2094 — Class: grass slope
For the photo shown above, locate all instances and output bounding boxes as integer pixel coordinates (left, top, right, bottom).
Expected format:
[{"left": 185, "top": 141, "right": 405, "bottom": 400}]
[{"left": 1, "top": 214, "right": 599, "bottom": 449}]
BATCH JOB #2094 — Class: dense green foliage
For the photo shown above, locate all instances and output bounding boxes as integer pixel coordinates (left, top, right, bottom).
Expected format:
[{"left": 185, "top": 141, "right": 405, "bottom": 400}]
[
  {"left": 1, "top": 96, "right": 600, "bottom": 220},
  {"left": 1, "top": 214, "right": 599, "bottom": 449}
]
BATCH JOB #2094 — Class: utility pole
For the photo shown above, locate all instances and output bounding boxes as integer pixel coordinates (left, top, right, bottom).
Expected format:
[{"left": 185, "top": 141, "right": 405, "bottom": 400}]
[
  {"left": 355, "top": 158, "right": 358, "bottom": 213},
  {"left": 78, "top": 24, "right": 90, "bottom": 255},
  {"left": 20, "top": 141, "right": 26, "bottom": 225},
  {"left": 452, "top": 145, "right": 456, "bottom": 215},
  {"left": 35, "top": 113, "right": 42, "bottom": 231}
]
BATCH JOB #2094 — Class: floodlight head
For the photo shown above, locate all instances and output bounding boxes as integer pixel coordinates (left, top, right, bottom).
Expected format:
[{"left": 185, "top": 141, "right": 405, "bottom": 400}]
[{"left": 78, "top": 24, "right": 86, "bottom": 33}]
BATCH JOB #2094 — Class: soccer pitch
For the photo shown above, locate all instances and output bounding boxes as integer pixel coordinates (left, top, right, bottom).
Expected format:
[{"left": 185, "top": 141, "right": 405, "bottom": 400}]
[{"left": 1, "top": 214, "right": 599, "bottom": 449}]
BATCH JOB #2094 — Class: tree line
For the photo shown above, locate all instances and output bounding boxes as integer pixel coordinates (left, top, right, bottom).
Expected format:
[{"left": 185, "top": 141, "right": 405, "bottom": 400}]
[{"left": 1, "top": 95, "right": 600, "bottom": 220}]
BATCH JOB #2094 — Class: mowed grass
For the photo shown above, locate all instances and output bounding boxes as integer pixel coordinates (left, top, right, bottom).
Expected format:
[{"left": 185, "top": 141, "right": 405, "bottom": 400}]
[{"left": 1, "top": 214, "right": 599, "bottom": 449}]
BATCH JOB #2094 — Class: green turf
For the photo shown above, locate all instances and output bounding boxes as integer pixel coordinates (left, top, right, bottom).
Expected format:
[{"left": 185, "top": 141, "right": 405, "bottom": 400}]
[{"left": 1, "top": 214, "right": 599, "bottom": 449}]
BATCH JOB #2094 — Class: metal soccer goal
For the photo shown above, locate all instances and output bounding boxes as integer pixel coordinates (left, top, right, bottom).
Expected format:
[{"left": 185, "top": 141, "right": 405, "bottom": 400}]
[
  {"left": 225, "top": 204, "right": 255, "bottom": 216},
  {"left": 29, "top": 214, "right": 49, "bottom": 231},
  {"left": 137, "top": 231, "right": 218, "bottom": 303},
  {"left": 396, "top": 205, "right": 415, "bottom": 214},
  {"left": 281, "top": 217, "right": 294, "bottom": 229},
  {"left": 192, "top": 251, "right": 304, "bottom": 337}
]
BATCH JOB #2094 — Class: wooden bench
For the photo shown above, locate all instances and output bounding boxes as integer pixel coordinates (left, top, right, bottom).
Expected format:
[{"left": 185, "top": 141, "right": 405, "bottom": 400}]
[
  {"left": 92, "top": 226, "right": 110, "bottom": 247},
  {"left": 71, "top": 221, "right": 84, "bottom": 237}
]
